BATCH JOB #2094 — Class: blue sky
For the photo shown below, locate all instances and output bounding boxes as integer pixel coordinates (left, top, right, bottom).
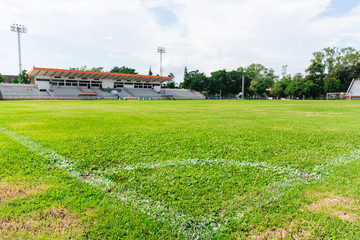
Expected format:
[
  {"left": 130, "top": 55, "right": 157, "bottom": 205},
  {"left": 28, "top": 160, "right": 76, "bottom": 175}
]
[
  {"left": 1, "top": 0, "right": 360, "bottom": 83},
  {"left": 321, "top": 0, "right": 359, "bottom": 16}
]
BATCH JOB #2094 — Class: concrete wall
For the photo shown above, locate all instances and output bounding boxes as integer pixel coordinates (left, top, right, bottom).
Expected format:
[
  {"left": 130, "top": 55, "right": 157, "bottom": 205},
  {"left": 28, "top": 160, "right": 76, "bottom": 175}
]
[
  {"left": 2, "top": 75, "right": 18, "bottom": 83},
  {"left": 153, "top": 85, "right": 161, "bottom": 92},
  {"left": 36, "top": 81, "right": 51, "bottom": 90},
  {"left": 101, "top": 79, "right": 114, "bottom": 88}
]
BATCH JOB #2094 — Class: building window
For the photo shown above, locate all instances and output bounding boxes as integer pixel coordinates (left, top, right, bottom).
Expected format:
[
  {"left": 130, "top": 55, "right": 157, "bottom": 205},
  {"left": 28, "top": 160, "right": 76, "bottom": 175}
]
[
  {"left": 134, "top": 83, "right": 143, "bottom": 88},
  {"left": 114, "top": 82, "right": 124, "bottom": 88}
]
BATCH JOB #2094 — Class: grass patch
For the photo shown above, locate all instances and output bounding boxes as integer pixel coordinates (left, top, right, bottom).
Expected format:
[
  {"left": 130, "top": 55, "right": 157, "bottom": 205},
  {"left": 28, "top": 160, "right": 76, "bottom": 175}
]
[
  {"left": 308, "top": 194, "right": 359, "bottom": 222},
  {"left": 0, "top": 182, "right": 48, "bottom": 203},
  {"left": 0, "top": 100, "right": 360, "bottom": 238},
  {"left": 0, "top": 207, "right": 82, "bottom": 239}
]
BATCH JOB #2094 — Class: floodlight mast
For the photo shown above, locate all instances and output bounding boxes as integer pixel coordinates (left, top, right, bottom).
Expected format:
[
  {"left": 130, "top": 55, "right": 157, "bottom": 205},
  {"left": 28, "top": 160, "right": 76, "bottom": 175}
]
[
  {"left": 157, "top": 47, "right": 166, "bottom": 76},
  {"left": 11, "top": 24, "right": 27, "bottom": 75}
]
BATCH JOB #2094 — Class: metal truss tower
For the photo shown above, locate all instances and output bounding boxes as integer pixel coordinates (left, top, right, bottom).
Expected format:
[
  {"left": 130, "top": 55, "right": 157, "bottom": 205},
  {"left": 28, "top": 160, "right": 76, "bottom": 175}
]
[{"left": 11, "top": 24, "right": 27, "bottom": 75}]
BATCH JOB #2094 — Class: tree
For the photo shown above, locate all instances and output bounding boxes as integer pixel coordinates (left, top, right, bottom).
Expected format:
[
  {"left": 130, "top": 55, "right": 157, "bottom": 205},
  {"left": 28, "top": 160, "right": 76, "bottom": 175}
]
[
  {"left": 207, "top": 70, "right": 243, "bottom": 97},
  {"left": 271, "top": 77, "right": 291, "bottom": 98},
  {"left": 179, "top": 70, "right": 208, "bottom": 92},
  {"left": 110, "top": 66, "right": 138, "bottom": 74},
  {"left": 90, "top": 67, "right": 104, "bottom": 72},
  {"left": 305, "top": 47, "right": 360, "bottom": 95},
  {"left": 148, "top": 66, "right": 153, "bottom": 76},
  {"left": 182, "top": 66, "right": 189, "bottom": 86},
  {"left": 272, "top": 66, "right": 292, "bottom": 98},
  {"left": 323, "top": 73, "right": 341, "bottom": 93},
  {"left": 70, "top": 66, "right": 88, "bottom": 71},
  {"left": 162, "top": 73, "right": 177, "bottom": 88},
  {"left": 18, "top": 69, "right": 29, "bottom": 84},
  {"left": 226, "top": 70, "right": 244, "bottom": 96},
  {"left": 250, "top": 76, "right": 274, "bottom": 96},
  {"left": 333, "top": 47, "right": 360, "bottom": 91},
  {"left": 305, "top": 51, "right": 327, "bottom": 96},
  {"left": 209, "top": 70, "right": 227, "bottom": 96},
  {"left": 281, "top": 65, "right": 288, "bottom": 78},
  {"left": 69, "top": 66, "right": 104, "bottom": 72},
  {"left": 285, "top": 77, "right": 317, "bottom": 99},
  {"left": 246, "top": 64, "right": 277, "bottom": 97},
  {"left": 0, "top": 74, "right": 4, "bottom": 83}
]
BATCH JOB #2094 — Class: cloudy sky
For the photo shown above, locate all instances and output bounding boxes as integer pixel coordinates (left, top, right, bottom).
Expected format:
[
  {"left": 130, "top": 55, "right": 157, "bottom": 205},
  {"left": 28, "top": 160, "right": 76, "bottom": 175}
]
[{"left": 1, "top": 0, "right": 360, "bottom": 82}]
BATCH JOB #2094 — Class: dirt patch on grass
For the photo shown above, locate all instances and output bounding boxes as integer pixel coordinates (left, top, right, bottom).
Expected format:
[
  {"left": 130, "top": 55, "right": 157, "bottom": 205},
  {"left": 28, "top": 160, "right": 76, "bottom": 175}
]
[
  {"left": 0, "top": 207, "right": 84, "bottom": 238},
  {"left": 81, "top": 173, "right": 95, "bottom": 180},
  {"left": 252, "top": 227, "right": 313, "bottom": 240},
  {"left": 333, "top": 211, "right": 358, "bottom": 221},
  {"left": 308, "top": 196, "right": 354, "bottom": 210},
  {"left": 0, "top": 182, "right": 47, "bottom": 202},
  {"left": 308, "top": 195, "right": 358, "bottom": 222},
  {"left": 253, "top": 228, "right": 287, "bottom": 239}
]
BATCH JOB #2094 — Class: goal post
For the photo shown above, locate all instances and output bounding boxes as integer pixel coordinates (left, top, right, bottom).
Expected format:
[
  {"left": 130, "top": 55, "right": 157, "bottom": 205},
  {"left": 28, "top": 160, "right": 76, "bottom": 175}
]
[{"left": 326, "top": 92, "right": 345, "bottom": 100}]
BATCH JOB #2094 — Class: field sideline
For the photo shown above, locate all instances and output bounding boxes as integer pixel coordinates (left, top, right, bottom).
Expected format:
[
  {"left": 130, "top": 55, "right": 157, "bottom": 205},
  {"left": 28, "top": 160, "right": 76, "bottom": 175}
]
[{"left": 0, "top": 100, "right": 360, "bottom": 239}]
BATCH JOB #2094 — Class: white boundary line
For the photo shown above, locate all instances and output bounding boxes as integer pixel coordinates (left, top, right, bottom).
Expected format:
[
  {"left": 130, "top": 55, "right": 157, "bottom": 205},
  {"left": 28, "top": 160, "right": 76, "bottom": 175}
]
[
  {"left": 0, "top": 127, "right": 225, "bottom": 238},
  {"left": 1, "top": 127, "right": 359, "bottom": 238},
  {"left": 104, "top": 158, "right": 313, "bottom": 179}
]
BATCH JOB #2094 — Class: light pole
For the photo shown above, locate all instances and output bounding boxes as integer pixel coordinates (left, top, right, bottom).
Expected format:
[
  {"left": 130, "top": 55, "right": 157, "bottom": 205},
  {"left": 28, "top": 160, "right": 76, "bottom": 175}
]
[
  {"left": 219, "top": 76, "right": 222, "bottom": 99},
  {"left": 242, "top": 75, "right": 245, "bottom": 100},
  {"left": 157, "top": 47, "right": 165, "bottom": 76},
  {"left": 11, "top": 24, "right": 27, "bottom": 75}
]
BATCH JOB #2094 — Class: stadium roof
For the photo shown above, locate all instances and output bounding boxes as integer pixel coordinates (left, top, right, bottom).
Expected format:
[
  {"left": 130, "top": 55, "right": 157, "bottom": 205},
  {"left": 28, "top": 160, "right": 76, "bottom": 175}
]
[{"left": 27, "top": 67, "right": 172, "bottom": 83}]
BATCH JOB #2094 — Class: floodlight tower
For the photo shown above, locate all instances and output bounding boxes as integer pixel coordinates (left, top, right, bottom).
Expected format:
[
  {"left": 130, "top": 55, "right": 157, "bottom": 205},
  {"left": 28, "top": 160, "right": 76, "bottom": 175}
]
[
  {"left": 11, "top": 24, "right": 27, "bottom": 75},
  {"left": 157, "top": 47, "right": 166, "bottom": 76}
]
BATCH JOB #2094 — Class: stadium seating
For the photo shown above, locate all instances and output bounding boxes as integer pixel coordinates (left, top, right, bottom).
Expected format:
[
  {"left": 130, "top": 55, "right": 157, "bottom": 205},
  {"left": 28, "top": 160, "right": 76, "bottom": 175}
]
[
  {"left": 0, "top": 84, "right": 205, "bottom": 100},
  {"left": 91, "top": 88, "right": 118, "bottom": 99},
  {"left": 51, "top": 87, "right": 116, "bottom": 99},
  {"left": 116, "top": 88, "right": 137, "bottom": 99},
  {"left": 162, "top": 89, "right": 205, "bottom": 99},
  {"left": 51, "top": 87, "right": 83, "bottom": 98},
  {"left": 125, "top": 88, "right": 165, "bottom": 100},
  {"left": 0, "top": 84, "right": 51, "bottom": 100}
]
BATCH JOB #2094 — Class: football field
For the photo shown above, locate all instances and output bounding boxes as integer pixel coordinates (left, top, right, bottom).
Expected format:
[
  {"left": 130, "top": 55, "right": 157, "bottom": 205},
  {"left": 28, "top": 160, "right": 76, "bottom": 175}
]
[{"left": 0, "top": 100, "right": 360, "bottom": 239}]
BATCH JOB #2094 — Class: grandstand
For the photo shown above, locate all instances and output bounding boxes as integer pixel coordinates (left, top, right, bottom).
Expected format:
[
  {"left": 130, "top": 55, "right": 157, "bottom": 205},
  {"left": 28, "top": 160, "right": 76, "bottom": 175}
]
[
  {"left": 0, "top": 67, "right": 205, "bottom": 100},
  {"left": 0, "top": 84, "right": 51, "bottom": 100},
  {"left": 345, "top": 79, "right": 360, "bottom": 100},
  {"left": 125, "top": 88, "right": 164, "bottom": 100},
  {"left": 161, "top": 89, "right": 204, "bottom": 100}
]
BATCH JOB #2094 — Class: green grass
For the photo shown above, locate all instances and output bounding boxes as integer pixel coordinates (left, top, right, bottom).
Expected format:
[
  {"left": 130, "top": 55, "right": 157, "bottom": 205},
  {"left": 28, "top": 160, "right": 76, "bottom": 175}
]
[{"left": 0, "top": 100, "right": 360, "bottom": 239}]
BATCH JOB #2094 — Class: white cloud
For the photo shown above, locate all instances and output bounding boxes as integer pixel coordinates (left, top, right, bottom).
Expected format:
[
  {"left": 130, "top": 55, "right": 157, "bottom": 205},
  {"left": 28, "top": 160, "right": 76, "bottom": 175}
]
[{"left": 0, "top": 0, "right": 360, "bottom": 82}]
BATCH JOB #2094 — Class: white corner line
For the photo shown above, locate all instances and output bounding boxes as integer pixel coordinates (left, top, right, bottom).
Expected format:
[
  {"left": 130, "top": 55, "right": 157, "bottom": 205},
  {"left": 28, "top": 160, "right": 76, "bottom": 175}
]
[
  {"left": 0, "top": 127, "right": 225, "bottom": 238},
  {"left": 1, "top": 126, "right": 359, "bottom": 238}
]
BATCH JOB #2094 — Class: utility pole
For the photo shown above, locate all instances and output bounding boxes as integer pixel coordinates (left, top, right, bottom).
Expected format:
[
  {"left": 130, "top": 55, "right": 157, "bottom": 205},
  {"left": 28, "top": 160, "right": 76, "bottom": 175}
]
[
  {"left": 219, "top": 78, "right": 222, "bottom": 100},
  {"left": 242, "top": 75, "right": 245, "bottom": 100},
  {"left": 157, "top": 47, "right": 166, "bottom": 76},
  {"left": 11, "top": 24, "right": 27, "bottom": 75}
]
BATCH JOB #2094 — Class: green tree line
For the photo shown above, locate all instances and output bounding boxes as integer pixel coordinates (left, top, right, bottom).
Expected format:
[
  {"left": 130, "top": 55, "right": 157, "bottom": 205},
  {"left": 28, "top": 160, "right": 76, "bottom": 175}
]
[{"left": 179, "top": 47, "right": 360, "bottom": 99}]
